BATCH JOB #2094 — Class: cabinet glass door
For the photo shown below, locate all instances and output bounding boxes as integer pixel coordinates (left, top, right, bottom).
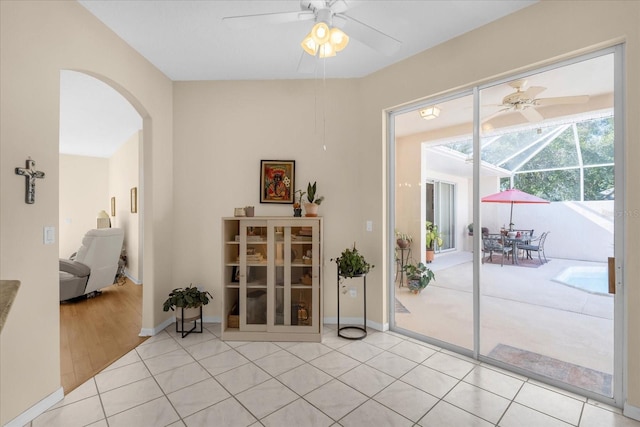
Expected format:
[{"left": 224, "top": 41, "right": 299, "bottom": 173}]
[
  {"left": 269, "top": 220, "right": 319, "bottom": 331},
  {"left": 240, "top": 221, "right": 268, "bottom": 331}
]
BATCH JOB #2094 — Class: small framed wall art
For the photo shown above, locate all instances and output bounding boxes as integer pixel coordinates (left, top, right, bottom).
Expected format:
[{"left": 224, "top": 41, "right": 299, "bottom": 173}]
[
  {"left": 260, "top": 160, "right": 295, "bottom": 204},
  {"left": 111, "top": 197, "right": 116, "bottom": 216}
]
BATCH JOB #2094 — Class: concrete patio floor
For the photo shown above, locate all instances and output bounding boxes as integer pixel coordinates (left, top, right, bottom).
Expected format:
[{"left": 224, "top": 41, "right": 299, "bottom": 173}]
[{"left": 394, "top": 251, "right": 613, "bottom": 396}]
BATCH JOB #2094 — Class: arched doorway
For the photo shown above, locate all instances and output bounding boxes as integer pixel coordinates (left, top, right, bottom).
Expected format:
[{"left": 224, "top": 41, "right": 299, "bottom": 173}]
[{"left": 59, "top": 70, "right": 147, "bottom": 393}]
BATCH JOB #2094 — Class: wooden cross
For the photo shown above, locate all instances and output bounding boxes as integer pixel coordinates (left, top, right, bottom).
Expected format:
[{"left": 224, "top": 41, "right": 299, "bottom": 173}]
[{"left": 15, "top": 158, "right": 45, "bottom": 204}]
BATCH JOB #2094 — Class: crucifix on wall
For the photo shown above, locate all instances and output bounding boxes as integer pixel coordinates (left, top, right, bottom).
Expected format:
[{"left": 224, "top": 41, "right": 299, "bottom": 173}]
[{"left": 15, "top": 158, "right": 45, "bottom": 204}]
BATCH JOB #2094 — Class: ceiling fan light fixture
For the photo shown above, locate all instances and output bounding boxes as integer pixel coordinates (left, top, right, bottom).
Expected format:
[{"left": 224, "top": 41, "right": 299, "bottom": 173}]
[
  {"left": 311, "top": 22, "right": 330, "bottom": 44},
  {"left": 419, "top": 106, "right": 440, "bottom": 120},
  {"left": 301, "top": 33, "right": 318, "bottom": 56},
  {"left": 329, "top": 27, "right": 349, "bottom": 52},
  {"left": 301, "top": 21, "right": 349, "bottom": 57},
  {"left": 319, "top": 42, "right": 336, "bottom": 58}
]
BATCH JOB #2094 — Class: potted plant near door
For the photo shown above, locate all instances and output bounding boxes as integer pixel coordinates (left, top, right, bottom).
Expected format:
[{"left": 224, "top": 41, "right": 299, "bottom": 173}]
[
  {"left": 304, "top": 181, "right": 325, "bottom": 217},
  {"left": 402, "top": 262, "right": 436, "bottom": 294},
  {"left": 332, "top": 243, "right": 374, "bottom": 282},
  {"left": 395, "top": 231, "right": 412, "bottom": 249},
  {"left": 425, "top": 221, "right": 443, "bottom": 263}
]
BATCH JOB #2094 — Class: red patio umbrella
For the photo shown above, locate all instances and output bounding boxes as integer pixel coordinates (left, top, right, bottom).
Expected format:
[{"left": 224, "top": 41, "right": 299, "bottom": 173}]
[{"left": 481, "top": 188, "right": 550, "bottom": 227}]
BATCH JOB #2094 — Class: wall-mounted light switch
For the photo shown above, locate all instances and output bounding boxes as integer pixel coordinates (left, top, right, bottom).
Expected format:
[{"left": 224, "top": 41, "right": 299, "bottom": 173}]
[{"left": 44, "top": 226, "right": 55, "bottom": 245}]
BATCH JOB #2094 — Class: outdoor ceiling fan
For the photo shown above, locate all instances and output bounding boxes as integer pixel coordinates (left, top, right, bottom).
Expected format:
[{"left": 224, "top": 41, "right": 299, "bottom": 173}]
[
  {"left": 222, "top": 0, "right": 402, "bottom": 71},
  {"left": 483, "top": 79, "right": 590, "bottom": 125}
]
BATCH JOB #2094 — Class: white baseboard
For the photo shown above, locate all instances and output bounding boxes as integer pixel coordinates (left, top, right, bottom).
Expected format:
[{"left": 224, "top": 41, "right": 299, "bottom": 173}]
[
  {"left": 124, "top": 272, "right": 141, "bottom": 285},
  {"left": 4, "top": 387, "right": 63, "bottom": 427},
  {"left": 323, "top": 316, "right": 384, "bottom": 331},
  {"left": 624, "top": 402, "right": 640, "bottom": 421},
  {"left": 139, "top": 316, "right": 174, "bottom": 336}
]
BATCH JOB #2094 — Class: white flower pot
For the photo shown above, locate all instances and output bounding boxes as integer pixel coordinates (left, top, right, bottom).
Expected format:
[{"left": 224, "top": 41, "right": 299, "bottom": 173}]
[{"left": 304, "top": 202, "right": 319, "bottom": 217}]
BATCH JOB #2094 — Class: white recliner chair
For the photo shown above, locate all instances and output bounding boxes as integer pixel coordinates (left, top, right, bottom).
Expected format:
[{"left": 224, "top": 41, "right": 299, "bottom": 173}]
[{"left": 59, "top": 228, "right": 125, "bottom": 301}]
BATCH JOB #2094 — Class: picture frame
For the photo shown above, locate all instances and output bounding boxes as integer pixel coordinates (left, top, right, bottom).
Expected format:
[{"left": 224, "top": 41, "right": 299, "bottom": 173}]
[
  {"left": 111, "top": 197, "right": 116, "bottom": 217},
  {"left": 231, "top": 266, "right": 251, "bottom": 283},
  {"left": 130, "top": 187, "right": 137, "bottom": 213},
  {"left": 260, "top": 160, "right": 295, "bottom": 204}
]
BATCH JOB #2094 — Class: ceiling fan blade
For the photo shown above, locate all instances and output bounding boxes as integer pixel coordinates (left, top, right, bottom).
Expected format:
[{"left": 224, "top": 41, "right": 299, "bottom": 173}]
[
  {"left": 223, "top": 10, "right": 314, "bottom": 30},
  {"left": 297, "top": 51, "right": 317, "bottom": 74},
  {"left": 520, "top": 107, "right": 544, "bottom": 122},
  {"left": 336, "top": 13, "right": 401, "bottom": 56},
  {"left": 522, "top": 86, "right": 546, "bottom": 99},
  {"left": 481, "top": 107, "right": 510, "bottom": 127},
  {"left": 329, "top": 0, "right": 350, "bottom": 14},
  {"left": 535, "top": 95, "right": 590, "bottom": 106}
]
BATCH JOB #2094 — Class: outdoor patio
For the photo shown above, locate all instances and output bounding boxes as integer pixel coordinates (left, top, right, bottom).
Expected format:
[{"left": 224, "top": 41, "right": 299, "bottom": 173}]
[{"left": 394, "top": 251, "right": 613, "bottom": 396}]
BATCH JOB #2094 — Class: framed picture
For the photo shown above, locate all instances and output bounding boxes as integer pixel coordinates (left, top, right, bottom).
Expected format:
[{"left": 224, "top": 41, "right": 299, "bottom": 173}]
[
  {"left": 130, "top": 187, "right": 137, "bottom": 213},
  {"left": 260, "top": 160, "right": 295, "bottom": 204},
  {"left": 111, "top": 197, "right": 116, "bottom": 216},
  {"left": 231, "top": 266, "right": 251, "bottom": 282}
]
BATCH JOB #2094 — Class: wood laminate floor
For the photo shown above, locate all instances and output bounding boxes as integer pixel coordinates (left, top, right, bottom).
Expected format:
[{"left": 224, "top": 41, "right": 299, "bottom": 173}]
[{"left": 60, "top": 278, "right": 147, "bottom": 394}]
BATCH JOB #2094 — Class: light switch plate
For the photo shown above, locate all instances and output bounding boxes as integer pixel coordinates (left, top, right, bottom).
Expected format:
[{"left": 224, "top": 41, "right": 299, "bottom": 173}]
[{"left": 44, "top": 226, "right": 55, "bottom": 244}]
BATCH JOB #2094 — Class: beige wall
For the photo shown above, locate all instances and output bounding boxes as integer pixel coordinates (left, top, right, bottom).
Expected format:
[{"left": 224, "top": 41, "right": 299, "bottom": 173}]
[
  {"left": 1, "top": 0, "right": 639, "bottom": 424},
  {"left": 109, "top": 131, "right": 142, "bottom": 283},
  {"left": 172, "top": 79, "right": 365, "bottom": 324},
  {"left": 59, "top": 154, "right": 109, "bottom": 258},
  {"left": 0, "top": 1, "right": 173, "bottom": 424}
]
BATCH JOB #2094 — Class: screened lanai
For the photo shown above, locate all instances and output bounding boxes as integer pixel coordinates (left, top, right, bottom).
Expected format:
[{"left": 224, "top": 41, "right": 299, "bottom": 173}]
[{"left": 431, "top": 112, "right": 615, "bottom": 203}]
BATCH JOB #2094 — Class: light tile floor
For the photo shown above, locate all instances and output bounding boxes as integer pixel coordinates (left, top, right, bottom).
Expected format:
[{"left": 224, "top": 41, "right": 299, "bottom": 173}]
[{"left": 28, "top": 324, "right": 640, "bottom": 427}]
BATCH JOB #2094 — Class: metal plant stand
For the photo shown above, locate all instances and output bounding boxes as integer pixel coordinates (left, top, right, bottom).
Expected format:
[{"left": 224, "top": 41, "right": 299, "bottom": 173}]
[
  {"left": 337, "top": 272, "right": 367, "bottom": 340},
  {"left": 176, "top": 306, "right": 203, "bottom": 338}
]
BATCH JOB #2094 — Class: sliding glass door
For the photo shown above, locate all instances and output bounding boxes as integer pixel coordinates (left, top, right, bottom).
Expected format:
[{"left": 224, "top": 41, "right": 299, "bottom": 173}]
[{"left": 390, "top": 47, "right": 623, "bottom": 403}]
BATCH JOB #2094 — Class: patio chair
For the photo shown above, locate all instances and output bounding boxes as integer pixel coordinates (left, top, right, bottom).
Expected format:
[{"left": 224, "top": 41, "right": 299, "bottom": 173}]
[
  {"left": 513, "top": 229, "right": 534, "bottom": 259},
  {"left": 482, "top": 234, "right": 513, "bottom": 266},
  {"left": 517, "top": 231, "right": 550, "bottom": 264}
]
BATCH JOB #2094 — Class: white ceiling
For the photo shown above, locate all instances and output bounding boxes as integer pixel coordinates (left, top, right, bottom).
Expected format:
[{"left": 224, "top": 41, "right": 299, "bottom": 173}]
[{"left": 61, "top": 0, "right": 538, "bottom": 157}]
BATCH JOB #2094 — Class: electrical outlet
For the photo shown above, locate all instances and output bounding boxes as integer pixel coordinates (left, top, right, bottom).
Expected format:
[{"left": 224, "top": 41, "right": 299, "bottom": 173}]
[
  {"left": 366, "top": 221, "right": 373, "bottom": 232},
  {"left": 349, "top": 287, "right": 357, "bottom": 297}
]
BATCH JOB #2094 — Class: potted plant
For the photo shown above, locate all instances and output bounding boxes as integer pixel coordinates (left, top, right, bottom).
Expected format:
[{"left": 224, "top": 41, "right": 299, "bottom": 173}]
[
  {"left": 402, "top": 262, "right": 436, "bottom": 294},
  {"left": 332, "top": 243, "right": 374, "bottom": 280},
  {"left": 395, "top": 230, "right": 412, "bottom": 249},
  {"left": 304, "top": 181, "right": 324, "bottom": 217},
  {"left": 425, "top": 221, "right": 444, "bottom": 263},
  {"left": 293, "top": 189, "right": 306, "bottom": 217},
  {"left": 467, "top": 223, "right": 473, "bottom": 236},
  {"left": 162, "top": 284, "right": 213, "bottom": 319}
]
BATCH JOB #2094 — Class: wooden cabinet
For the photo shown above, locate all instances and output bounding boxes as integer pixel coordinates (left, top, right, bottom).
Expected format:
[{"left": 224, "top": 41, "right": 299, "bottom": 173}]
[{"left": 221, "top": 217, "right": 323, "bottom": 342}]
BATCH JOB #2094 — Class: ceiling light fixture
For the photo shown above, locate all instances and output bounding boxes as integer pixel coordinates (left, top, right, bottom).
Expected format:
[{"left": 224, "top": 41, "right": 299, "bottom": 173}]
[
  {"left": 419, "top": 106, "right": 441, "bottom": 120},
  {"left": 301, "top": 21, "right": 349, "bottom": 58}
]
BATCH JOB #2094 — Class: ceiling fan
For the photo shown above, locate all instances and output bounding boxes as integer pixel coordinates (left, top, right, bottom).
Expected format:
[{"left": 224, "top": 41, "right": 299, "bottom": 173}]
[
  {"left": 222, "top": 0, "right": 402, "bottom": 69},
  {"left": 484, "top": 79, "right": 590, "bottom": 125}
]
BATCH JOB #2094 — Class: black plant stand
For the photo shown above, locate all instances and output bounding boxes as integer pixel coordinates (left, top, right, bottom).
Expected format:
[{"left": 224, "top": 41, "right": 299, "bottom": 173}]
[
  {"left": 176, "top": 306, "right": 203, "bottom": 338},
  {"left": 337, "top": 272, "right": 367, "bottom": 340}
]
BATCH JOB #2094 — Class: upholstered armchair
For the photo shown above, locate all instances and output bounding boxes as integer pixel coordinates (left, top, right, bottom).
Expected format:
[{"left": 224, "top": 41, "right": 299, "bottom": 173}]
[{"left": 59, "top": 228, "right": 124, "bottom": 301}]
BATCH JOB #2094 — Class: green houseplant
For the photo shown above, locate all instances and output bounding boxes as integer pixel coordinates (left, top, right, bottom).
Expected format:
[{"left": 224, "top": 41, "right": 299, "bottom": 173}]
[
  {"left": 425, "top": 221, "right": 444, "bottom": 263},
  {"left": 402, "top": 262, "right": 436, "bottom": 294},
  {"left": 304, "top": 181, "right": 324, "bottom": 217},
  {"left": 395, "top": 230, "right": 412, "bottom": 249},
  {"left": 162, "top": 284, "right": 213, "bottom": 313},
  {"left": 332, "top": 243, "right": 374, "bottom": 279}
]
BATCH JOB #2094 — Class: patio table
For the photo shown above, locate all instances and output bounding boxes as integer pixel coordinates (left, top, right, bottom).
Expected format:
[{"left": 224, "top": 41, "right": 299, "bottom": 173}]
[{"left": 505, "top": 234, "right": 538, "bottom": 265}]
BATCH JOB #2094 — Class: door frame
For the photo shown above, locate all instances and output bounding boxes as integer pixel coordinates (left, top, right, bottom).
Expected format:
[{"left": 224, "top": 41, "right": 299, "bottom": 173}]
[{"left": 387, "top": 44, "right": 625, "bottom": 407}]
